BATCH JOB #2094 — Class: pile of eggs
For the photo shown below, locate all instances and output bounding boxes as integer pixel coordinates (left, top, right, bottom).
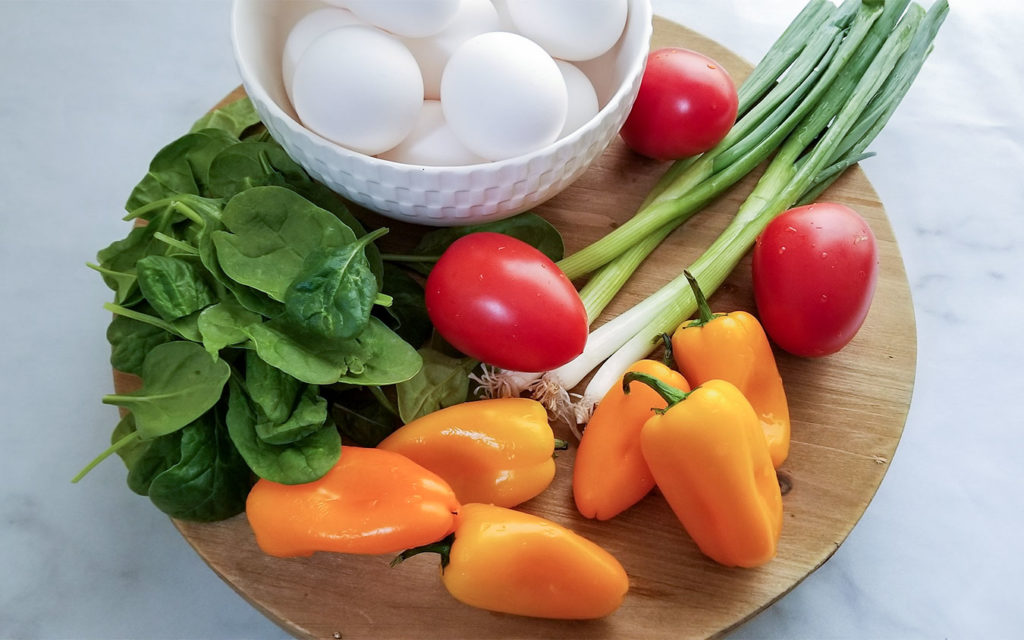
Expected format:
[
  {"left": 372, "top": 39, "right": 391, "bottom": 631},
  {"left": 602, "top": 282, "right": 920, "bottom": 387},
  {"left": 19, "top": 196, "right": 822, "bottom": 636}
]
[{"left": 283, "top": 0, "right": 628, "bottom": 166}]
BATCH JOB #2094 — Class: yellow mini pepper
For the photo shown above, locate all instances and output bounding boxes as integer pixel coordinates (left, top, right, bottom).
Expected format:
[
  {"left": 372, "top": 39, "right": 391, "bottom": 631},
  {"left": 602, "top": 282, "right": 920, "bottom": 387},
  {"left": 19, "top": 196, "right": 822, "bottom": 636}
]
[
  {"left": 573, "top": 359, "right": 690, "bottom": 520},
  {"left": 377, "top": 398, "right": 558, "bottom": 508},
  {"left": 394, "top": 503, "right": 629, "bottom": 619},
  {"left": 626, "top": 372, "right": 783, "bottom": 568},
  {"left": 671, "top": 271, "right": 791, "bottom": 468}
]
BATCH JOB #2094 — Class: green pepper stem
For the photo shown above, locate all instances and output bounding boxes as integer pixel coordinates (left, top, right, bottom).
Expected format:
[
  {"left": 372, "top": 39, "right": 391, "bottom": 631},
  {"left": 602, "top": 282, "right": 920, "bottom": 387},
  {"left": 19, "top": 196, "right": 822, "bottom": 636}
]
[
  {"left": 391, "top": 533, "right": 455, "bottom": 570},
  {"left": 621, "top": 372, "right": 691, "bottom": 410},
  {"left": 684, "top": 270, "right": 717, "bottom": 326},
  {"left": 658, "top": 333, "right": 675, "bottom": 368}
]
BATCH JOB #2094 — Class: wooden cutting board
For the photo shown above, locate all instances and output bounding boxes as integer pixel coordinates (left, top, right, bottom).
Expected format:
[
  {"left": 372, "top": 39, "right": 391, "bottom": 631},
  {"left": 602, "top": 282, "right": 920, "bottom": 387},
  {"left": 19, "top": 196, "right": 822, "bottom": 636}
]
[{"left": 155, "top": 16, "right": 916, "bottom": 640}]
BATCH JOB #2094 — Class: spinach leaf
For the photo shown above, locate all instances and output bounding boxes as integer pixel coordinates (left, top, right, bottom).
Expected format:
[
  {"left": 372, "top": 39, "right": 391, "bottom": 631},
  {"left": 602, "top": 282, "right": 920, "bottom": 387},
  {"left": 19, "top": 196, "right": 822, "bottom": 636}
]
[
  {"left": 207, "top": 140, "right": 311, "bottom": 200},
  {"left": 126, "top": 429, "right": 183, "bottom": 497},
  {"left": 408, "top": 212, "right": 564, "bottom": 275},
  {"left": 246, "top": 352, "right": 329, "bottom": 445},
  {"left": 102, "top": 341, "right": 231, "bottom": 439},
  {"left": 94, "top": 214, "right": 175, "bottom": 305},
  {"left": 374, "top": 263, "right": 432, "bottom": 348},
  {"left": 245, "top": 316, "right": 422, "bottom": 386},
  {"left": 283, "top": 228, "right": 388, "bottom": 340},
  {"left": 106, "top": 313, "right": 174, "bottom": 375},
  {"left": 104, "top": 302, "right": 202, "bottom": 343},
  {"left": 211, "top": 186, "right": 358, "bottom": 301},
  {"left": 225, "top": 379, "right": 340, "bottom": 485},
  {"left": 192, "top": 202, "right": 284, "bottom": 319},
  {"left": 255, "top": 384, "right": 328, "bottom": 446},
  {"left": 125, "top": 128, "right": 237, "bottom": 210},
  {"left": 136, "top": 255, "right": 217, "bottom": 321},
  {"left": 396, "top": 348, "right": 478, "bottom": 423},
  {"left": 328, "top": 386, "right": 402, "bottom": 447},
  {"left": 110, "top": 413, "right": 149, "bottom": 471},
  {"left": 245, "top": 350, "right": 302, "bottom": 424},
  {"left": 190, "top": 97, "right": 263, "bottom": 139},
  {"left": 197, "top": 299, "right": 260, "bottom": 356},
  {"left": 128, "top": 409, "right": 253, "bottom": 522}
]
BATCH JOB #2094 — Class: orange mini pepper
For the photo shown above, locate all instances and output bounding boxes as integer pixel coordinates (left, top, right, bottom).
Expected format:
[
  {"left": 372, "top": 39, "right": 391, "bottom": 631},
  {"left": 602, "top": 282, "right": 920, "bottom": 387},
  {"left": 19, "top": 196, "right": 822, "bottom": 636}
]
[
  {"left": 626, "top": 372, "right": 783, "bottom": 568},
  {"left": 377, "top": 398, "right": 557, "bottom": 508},
  {"left": 245, "top": 446, "right": 461, "bottom": 557},
  {"left": 671, "top": 271, "right": 791, "bottom": 467},
  {"left": 394, "top": 503, "right": 629, "bottom": 620},
  {"left": 573, "top": 359, "right": 690, "bottom": 520}
]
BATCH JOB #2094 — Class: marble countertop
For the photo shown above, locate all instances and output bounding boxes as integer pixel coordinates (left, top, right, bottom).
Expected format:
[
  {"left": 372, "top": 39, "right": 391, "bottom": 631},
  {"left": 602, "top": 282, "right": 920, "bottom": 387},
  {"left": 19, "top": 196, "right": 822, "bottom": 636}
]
[{"left": 1, "top": 1, "right": 1020, "bottom": 638}]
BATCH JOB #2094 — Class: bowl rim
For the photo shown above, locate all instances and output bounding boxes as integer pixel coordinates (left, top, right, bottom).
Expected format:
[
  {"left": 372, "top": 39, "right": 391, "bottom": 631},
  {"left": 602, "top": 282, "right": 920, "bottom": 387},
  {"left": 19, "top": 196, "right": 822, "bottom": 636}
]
[{"left": 230, "top": 0, "right": 653, "bottom": 173}]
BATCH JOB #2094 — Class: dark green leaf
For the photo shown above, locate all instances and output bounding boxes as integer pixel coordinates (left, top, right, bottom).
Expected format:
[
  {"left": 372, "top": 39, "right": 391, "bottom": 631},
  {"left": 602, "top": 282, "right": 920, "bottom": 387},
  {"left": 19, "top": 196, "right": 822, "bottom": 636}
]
[
  {"left": 136, "top": 255, "right": 217, "bottom": 321},
  {"left": 106, "top": 313, "right": 175, "bottom": 375},
  {"left": 245, "top": 350, "right": 302, "bottom": 425},
  {"left": 189, "top": 97, "right": 263, "bottom": 139},
  {"left": 255, "top": 385, "right": 328, "bottom": 445},
  {"left": 125, "top": 128, "right": 237, "bottom": 210},
  {"left": 283, "top": 229, "right": 387, "bottom": 340},
  {"left": 207, "top": 140, "right": 310, "bottom": 200},
  {"left": 102, "top": 341, "right": 231, "bottom": 439},
  {"left": 110, "top": 413, "right": 149, "bottom": 471},
  {"left": 244, "top": 316, "right": 422, "bottom": 386},
  {"left": 225, "top": 379, "right": 340, "bottom": 485},
  {"left": 409, "top": 212, "right": 564, "bottom": 275},
  {"left": 145, "top": 411, "right": 253, "bottom": 522},
  {"left": 329, "top": 387, "right": 402, "bottom": 447},
  {"left": 396, "top": 348, "right": 478, "bottom": 423},
  {"left": 196, "top": 299, "right": 261, "bottom": 356},
  {"left": 126, "top": 429, "right": 183, "bottom": 496},
  {"left": 211, "top": 186, "right": 359, "bottom": 301},
  {"left": 374, "top": 263, "right": 432, "bottom": 348}
]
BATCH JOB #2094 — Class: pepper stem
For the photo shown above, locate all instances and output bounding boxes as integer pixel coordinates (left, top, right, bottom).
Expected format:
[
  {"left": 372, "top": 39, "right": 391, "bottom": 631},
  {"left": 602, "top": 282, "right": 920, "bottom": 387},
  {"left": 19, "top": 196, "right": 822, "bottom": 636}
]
[
  {"left": 684, "top": 270, "right": 719, "bottom": 326},
  {"left": 622, "top": 371, "right": 691, "bottom": 411},
  {"left": 658, "top": 333, "right": 675, "bottom": 368},
  {"left": 390, "top": 533, "right": 454, "bottom": 571}
]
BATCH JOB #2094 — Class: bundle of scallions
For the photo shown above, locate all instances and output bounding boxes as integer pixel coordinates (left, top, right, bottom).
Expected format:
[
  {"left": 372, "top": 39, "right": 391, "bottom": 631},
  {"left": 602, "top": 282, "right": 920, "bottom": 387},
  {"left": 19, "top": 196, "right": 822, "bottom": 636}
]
[{"left": 476, "top": 0, "right": 948, "bottom": 429}]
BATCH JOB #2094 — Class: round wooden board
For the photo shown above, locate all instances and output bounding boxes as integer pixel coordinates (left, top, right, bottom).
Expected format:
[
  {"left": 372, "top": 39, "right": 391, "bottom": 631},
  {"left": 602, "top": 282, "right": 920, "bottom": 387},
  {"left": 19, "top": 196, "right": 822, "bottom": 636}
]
[{"left": 161, "top": 16, "right": 916, "bottom": 640}]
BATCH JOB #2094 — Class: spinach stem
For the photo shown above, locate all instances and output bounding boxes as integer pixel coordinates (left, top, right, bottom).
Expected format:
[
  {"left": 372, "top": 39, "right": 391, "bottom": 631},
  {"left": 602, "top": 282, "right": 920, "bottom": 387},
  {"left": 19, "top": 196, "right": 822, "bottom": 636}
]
[{"left": 71, "top": 431, "right": 139, "bottom": 483}]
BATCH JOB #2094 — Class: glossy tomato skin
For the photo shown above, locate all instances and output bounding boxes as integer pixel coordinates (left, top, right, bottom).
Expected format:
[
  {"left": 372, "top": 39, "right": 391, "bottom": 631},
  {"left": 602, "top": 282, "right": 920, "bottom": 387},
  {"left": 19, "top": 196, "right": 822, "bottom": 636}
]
[
  {"left": 425, "top": 232, "right": 588, "bottom": 372},
  {"left": 752, "top": 203, "right": 879, "bottom": 358},
  {"left": 619, "top": 47, "right": 738, "bottom": 160}
]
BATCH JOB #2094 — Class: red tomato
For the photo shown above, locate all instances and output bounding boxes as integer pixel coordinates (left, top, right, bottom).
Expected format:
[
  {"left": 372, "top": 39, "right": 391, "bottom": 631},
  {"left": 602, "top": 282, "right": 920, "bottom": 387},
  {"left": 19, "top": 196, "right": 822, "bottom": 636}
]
[
  {"left": 619, "top": 47, "right": 738, "bottom": 160},
  {"left": 752, "top": 203, "right": 879, "bottom": 358},
  {"left": 425, "top": 232, "right": 588, "bottom": 372}
]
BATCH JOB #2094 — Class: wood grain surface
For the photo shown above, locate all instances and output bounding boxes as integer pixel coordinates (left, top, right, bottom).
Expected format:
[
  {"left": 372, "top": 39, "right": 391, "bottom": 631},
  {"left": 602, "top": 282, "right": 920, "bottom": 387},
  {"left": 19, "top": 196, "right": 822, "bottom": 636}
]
[{"left": 157, "top": 16, "right": 917, "bottom": 640}]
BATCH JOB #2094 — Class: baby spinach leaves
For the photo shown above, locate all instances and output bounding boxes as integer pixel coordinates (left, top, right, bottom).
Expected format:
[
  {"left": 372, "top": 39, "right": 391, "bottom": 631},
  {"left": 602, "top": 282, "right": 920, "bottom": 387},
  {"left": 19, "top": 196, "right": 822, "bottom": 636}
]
[
  {"left": 211, "top": 186, "right": 360, "bottom": 301},
  {"left": 284, "top": 228, "right": 390, "bottom": 341},
  {"left": 225, "top": 379, "right": 340, "bottom": 485},
  {"left": 102, "top": 341, "right": 231, "bottom": 438},
  {"left": 136, "top": 255, "right": 217, "bottom": 321},
  {"left": 80, "top": 98, "right": 421, "bottom": 520}
]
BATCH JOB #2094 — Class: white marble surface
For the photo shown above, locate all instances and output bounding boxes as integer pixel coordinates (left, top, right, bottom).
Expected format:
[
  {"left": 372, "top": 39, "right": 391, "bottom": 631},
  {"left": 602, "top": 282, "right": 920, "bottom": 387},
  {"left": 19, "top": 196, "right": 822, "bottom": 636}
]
[{"left": 1, "top": 1, "right": 1020, "bottom": 638}]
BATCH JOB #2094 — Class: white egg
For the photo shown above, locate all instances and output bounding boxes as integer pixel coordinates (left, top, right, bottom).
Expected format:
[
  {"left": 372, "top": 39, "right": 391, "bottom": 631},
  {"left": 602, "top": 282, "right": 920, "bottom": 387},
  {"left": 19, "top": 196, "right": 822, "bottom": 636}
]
[
  {"left": 291, "top": 25, "right": 424, "bottom": 156},
  {"left": 344, "top": 0, "right": 462, "bottom": 38},
  {"left": 441, "top": 32, "right": 567, "bottom": 161},
  {"left": 505, "top": 0, "right": 628, "bottom": 61},
  {"left": 555, "top": 60, "right": 599, "bottom": 139},
  {"left": 378, "top": 101, "right": 485, "bottom": 166},
  {"left": 403, "top": 0, "right": 501, "bottom": 100},
  {"left": 282, "top": 7, "right": 363, "bottom": 101}
]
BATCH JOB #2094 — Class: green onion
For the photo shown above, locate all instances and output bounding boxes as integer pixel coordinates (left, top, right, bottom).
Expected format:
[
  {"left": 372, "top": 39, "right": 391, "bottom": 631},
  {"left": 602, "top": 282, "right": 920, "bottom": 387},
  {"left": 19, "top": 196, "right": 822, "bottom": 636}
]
[{"left": 568, "top": 0, "right": 948, "bottom": 418}]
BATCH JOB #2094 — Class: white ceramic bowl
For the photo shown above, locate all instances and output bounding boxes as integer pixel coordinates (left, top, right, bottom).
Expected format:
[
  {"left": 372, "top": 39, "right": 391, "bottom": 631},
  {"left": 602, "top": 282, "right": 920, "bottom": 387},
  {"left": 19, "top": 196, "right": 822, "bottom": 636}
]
[{"left": 231, "top": 0, "right": 652, "bottom": 227}]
